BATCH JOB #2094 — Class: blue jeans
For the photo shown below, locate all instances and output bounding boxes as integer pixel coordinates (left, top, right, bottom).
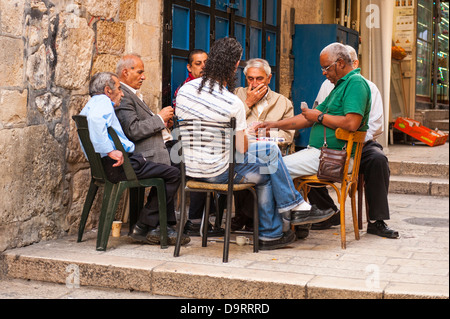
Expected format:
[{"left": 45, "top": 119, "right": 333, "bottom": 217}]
[{"left": 197, "top": 141, "right": 305, "bottom": 239}]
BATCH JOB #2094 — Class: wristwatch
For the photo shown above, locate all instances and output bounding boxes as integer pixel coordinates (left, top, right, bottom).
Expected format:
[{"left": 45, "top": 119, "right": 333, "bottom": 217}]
[{"left": 317, "top": 112, "right": 324, "bottom": 124}]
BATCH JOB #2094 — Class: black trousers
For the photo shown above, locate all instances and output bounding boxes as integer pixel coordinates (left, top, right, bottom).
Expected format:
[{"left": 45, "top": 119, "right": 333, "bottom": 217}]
[
  {"left": 165, "top": 140, "right": 215, "bottom": 220},
  {"left": 102, "top": 153, "right": 181, "bottom": 227},
  {"left": 307, "top": 140, "right": 390, "bottom": 221}
]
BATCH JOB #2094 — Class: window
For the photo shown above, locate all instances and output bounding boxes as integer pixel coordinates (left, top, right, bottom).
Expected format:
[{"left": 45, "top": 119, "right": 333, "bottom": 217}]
[{"left": 162, "top": 0, "right": 280, "bottom": 106}]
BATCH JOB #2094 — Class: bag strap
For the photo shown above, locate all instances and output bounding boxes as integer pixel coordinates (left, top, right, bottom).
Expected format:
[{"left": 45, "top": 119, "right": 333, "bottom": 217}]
[
  {"left": 321, "top": 108, "right": 346, "bottom": 151},
  {"left": 322, "top": 108, "right": 328, "bottom": 148}
]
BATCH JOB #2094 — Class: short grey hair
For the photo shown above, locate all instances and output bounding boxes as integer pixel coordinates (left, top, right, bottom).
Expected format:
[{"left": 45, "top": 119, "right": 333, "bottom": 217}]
[
  {"left": 89, "top": 72, "right": 117, "bottom": 97},
  {"left": 345, "top": 45, "right": 358, "bottom": 62},
  {"left": 243, "top": 58, "right": 272, "bottom": 77},
  {"left": 320, "top": 43, "right": 352, "bottom": 65},
  {"left": 116, "top": 53, "right": 142, "bottom": 75}
]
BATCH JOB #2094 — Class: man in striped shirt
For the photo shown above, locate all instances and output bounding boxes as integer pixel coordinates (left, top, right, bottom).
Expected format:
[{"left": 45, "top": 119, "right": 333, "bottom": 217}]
[{"left": 175, "top": 38, "right": 334, "bottom": 250}]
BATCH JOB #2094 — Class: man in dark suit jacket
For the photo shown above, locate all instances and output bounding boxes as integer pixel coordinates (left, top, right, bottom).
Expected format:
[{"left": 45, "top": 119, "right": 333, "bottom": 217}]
[{"left": 115, "top": 54, "right": 189, "bottom": 245}]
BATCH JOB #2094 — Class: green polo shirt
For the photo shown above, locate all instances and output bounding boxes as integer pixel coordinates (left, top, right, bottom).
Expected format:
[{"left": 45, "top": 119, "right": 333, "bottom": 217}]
[{"left": 309, "top": 68, "right": 371, "bottom": 155}]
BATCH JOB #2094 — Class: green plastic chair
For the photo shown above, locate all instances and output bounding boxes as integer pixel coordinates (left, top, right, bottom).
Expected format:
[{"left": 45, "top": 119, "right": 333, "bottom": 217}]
[{"left": 72, "top": 115, "right": 168, "bottom": 251}]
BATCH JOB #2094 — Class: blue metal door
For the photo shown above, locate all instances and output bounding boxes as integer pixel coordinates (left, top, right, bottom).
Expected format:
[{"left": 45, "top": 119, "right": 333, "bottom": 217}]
[
  {"left": 162, "top": 0, "right": 280, "bottom": 106},
  {"left": 291, "top": 24, "right": 359, "bottom": 148}
]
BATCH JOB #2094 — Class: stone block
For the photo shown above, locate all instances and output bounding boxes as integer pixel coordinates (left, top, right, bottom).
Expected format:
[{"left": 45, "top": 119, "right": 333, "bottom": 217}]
[
  {"left": 35, "top": 92, "right": 62, "bottom": 123},
  {"left": 136, "top": 0, "right": 162, "bottom": 25},
  {"left": 26, "top": 13, "right": 50, "bottom": 48},
  {"left": 0, "top": 89, "right": 28, "bottom": 125},
  {"left": 152, "top": 262, "right": 309, "bottom": 299},
  {"left": 119, "top": 0, "right": 137, "bottom": 21},
  {"left": 96, "top": 21, "right": 126, "bottom": 55},
  {"left": 0, "top": 125, "right": 66, "bottom": 250},
  {"left": 68, "top": 94, "right": 90, "bottom": 164},
  {"left": 0, "top": 36, "right": 24, "bottom": 87},
  {"left": 0, "top": 0, "right": 25, "bottom": 36},
  {"left": 82, "top": 0, "right": 120, "bottom": 20},
  {"left": 91, "top": 54, "right": 121, "bottom": 77},
  {"left": 54, "top": 12, "right": 94, "bottom": 90},
  {"left": 26, "top": 44, "right": 48, "bottom": 90},
  {"left": 125, "top": 21, "right": 160, "bottom": 58}
]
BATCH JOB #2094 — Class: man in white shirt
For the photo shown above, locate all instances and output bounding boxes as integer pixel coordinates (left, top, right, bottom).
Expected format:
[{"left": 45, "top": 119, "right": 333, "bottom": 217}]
[{"left": 308, "top": 45, "right": 399, "bottom": 239}]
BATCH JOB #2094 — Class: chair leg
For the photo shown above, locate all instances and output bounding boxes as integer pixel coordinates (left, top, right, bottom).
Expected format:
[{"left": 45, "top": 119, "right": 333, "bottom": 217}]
[
  {"left": 78, "top": 180, "right": 98, "bottom": 243},
  {"left": 174, "top": 188, "right": 187, "bottom": 257},
  {"left": 96, "top": 183, "right": 124, "bottom": 251},
  {"left": 223, "top": 193, "right": 233, "bottom": 263},
  {"left": 202, "top": 192, "right": 211, "bottom": 248},
  {"left": 350, "top": 185, "right": 360, "bottom": 241},
  {"left": 249, "top": 188, "right": 259, "bottom": 253},
  {"left": 155, "top": 180, "right": 168, "bottom": 249},
  {"left": 339, "top": 193, "right": 347, "bottom": 250}
]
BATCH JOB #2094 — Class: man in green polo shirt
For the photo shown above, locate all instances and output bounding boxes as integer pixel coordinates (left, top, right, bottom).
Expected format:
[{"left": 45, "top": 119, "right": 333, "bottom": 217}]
[{"left": 256, "top": 41, "right": 371, "bottom": 179}]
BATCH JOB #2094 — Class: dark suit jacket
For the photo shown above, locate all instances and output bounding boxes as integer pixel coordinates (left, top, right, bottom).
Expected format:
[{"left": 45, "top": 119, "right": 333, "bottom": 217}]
[{"left": 115, "top": 85, "right": 171, "bottom": 166}]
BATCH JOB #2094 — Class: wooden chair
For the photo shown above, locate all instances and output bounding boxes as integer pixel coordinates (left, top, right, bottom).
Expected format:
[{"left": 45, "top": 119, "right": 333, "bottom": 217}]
[
  {"left": 293, "top": 128, "right": 367, "bottom": 249},
  {"left": 173, "top": 117, "right": 258, "bottom": 263},
  {"left": 72, "top": 115, "right": 168, "bottom": 251}
]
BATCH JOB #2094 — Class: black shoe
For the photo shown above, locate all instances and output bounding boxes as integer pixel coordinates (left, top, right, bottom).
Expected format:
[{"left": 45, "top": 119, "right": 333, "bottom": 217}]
[
  {"left": 291, "top": 205, "right": 335, "bottom": 226},
  {"left": 129, "top": 223, "right": 154, "bottom": 244},
  {"left": 231, "top": 215, "right": 253, "bottom": 232},
  {"left": 295, "top": 224, "right": 311, "bottom": 239},
  {"left": 367, "top": 221, "right": 399, "bottom": 239},
  {"left": 259, "top": 230, "right": 296, "bottom": 250},
  {"left": 184, "top": 220, "right": 224, "bottom": 237},
  {"left": 149, "top": 225, "right": 191, "bottom": 245},
  {"left": 311, "top": 210, "right": 341, "bottom": 230}
]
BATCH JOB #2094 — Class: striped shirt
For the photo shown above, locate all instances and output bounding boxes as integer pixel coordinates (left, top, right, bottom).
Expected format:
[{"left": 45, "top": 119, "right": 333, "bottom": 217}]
[{"left": 175, "top": 78, "right": 247, "bottom": 178}]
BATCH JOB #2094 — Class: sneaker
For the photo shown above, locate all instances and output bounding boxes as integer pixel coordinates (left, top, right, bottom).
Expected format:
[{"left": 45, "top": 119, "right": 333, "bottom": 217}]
[
  {"left": 290, "top": 205, "right": 335, "bottom": 226},
  {"left": 311, "top": 210, "right": 340, "bottom": 230},
  {"left": 258, "top": 230, "right": 296, "bottom": 250},
  {"left": 367, "top": 220, "right": 399, "bottom": 239}
]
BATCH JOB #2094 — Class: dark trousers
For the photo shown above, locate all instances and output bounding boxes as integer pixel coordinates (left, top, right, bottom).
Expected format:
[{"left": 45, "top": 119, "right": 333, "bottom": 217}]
[
  {"left": 102, "top": 153, "right": 181, "bottom": 227},
  {"left": 307, "top": 140, "right": 390, "bottom": 221},
  {"left": 165, "top": 140, "right": 215, "bottom": 220}
]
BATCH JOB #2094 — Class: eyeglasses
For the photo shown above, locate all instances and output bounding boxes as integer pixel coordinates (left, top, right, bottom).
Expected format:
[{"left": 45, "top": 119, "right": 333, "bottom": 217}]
[{"left": 321, "top": 60, "right": 338, "bottom": 73}]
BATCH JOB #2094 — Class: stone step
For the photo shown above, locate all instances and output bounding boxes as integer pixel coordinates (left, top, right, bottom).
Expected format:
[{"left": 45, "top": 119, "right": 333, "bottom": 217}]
[
  {"left": 389, "top": 161, "right": 449, "bottom": 178},
  {"left": 387, "top": 159, "right": 449, "bottom": 196},
  {"left": 430, "top": 119, "right": 449, "bottom": 131},
  {"left": 389, "top": 175, "right": 449, "bottom": 197}
]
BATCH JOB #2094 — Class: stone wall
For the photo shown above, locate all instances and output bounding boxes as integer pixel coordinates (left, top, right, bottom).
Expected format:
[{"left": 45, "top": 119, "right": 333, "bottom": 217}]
[{"left": 0, "top": 0, "right": 163, "bottom": 252}]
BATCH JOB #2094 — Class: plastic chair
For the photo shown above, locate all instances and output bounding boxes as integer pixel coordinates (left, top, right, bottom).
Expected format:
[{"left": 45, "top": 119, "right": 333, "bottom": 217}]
[
  {"left": 293, "top": 128, "right": 366, "bottom": 249},
  {"left": 72, "top": 115, "right": 168, "bottom": 251},
  {"left": 173, "top": 117, "right": 258, "bottom": 263}
]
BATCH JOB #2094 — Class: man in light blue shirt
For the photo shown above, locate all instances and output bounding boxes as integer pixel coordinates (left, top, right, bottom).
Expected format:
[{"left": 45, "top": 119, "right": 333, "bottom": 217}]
[
  {"left": 80, "top": 74, "right": 134, "bottom": 160},
  {"left": 79, "top": 72, "right": 188, "bottom": 246}
]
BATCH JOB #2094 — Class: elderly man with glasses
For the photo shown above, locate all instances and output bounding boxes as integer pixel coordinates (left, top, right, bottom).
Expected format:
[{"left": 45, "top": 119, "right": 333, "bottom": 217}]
[{"left": 256, "top": 42, "right": 372, "bottom": 238}]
